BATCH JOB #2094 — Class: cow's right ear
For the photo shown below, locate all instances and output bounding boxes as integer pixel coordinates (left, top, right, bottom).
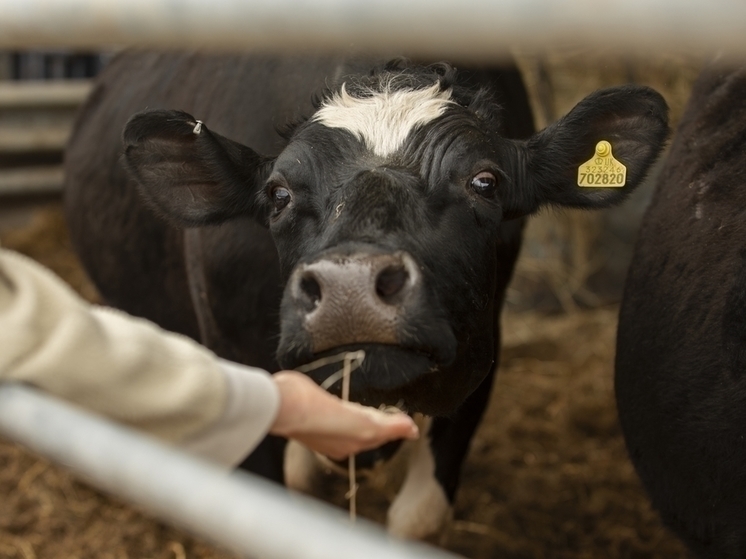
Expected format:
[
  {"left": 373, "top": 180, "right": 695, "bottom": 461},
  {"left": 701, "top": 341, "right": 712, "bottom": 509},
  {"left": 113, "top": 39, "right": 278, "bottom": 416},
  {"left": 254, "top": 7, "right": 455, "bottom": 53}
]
[
  {"left": 122, "top": 109, "right": 273, "bottom": 227},
  {"left": 499, "top": 85, "right": 668, "bottom": 219}
]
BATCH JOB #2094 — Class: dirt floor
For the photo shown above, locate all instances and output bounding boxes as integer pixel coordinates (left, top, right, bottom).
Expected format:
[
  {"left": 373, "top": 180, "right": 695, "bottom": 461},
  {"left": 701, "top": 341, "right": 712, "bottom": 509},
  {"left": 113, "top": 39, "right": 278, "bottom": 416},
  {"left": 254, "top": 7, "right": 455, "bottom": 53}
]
[{"left": 0, "top": 205, "right": 690, "bottom": 559}]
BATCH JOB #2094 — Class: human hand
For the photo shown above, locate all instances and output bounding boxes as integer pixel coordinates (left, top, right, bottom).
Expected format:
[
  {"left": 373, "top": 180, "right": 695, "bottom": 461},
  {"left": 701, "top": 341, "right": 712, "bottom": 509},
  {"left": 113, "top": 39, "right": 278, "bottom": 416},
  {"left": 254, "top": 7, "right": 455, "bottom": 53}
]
[{"left": 269, "top": 371, "right": 419, "bottom": 460}]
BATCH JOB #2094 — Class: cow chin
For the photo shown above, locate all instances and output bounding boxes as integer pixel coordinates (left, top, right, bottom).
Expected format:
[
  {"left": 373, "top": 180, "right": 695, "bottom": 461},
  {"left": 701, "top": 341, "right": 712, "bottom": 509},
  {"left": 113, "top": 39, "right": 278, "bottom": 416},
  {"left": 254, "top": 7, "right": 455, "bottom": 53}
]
[{"left": 282, "top": 343, "right": 458, "bottom": 416}]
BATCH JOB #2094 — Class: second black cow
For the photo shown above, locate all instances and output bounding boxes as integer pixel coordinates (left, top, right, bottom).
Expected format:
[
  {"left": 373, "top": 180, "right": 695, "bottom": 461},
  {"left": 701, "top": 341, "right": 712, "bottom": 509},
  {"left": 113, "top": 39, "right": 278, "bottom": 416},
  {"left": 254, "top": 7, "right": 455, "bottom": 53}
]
[
  {"left": 65, "top": 51, "right": 668, "bottom": 539},
  {"left": 616, "top": 63, "right": 746, "bottom": 559}
]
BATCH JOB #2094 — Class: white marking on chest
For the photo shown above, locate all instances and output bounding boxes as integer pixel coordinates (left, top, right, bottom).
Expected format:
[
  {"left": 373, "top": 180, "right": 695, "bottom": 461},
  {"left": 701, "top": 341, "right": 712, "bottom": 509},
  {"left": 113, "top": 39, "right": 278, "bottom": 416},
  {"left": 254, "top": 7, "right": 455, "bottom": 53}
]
[
  {"left": 285, "top": 415, "right": 452, "bottom": 541},
  {"left": 284, "top": 439, "right": 321, "bottom": 494},
  {"left": 313, "top": 83, "right": 453, "bottom": 157},
  {"left": 386, "top": 417, "right": 452, "bottom": 540}
]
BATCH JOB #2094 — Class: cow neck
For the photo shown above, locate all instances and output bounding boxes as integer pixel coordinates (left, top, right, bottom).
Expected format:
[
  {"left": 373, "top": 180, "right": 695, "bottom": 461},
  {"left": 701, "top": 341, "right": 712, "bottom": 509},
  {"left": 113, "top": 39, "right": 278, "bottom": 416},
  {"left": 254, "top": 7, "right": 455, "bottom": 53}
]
[{"left": 183, "top": 228, "right": 223, "bottom": 351}]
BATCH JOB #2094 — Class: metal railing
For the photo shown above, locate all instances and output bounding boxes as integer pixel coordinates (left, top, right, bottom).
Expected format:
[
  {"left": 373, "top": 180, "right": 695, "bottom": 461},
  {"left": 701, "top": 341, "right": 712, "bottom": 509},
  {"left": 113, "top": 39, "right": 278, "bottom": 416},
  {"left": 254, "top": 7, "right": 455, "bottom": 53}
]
[
  {"left": 0, "top": 79, "right": 91, "bottom": 195},
  {"left": 0, "top": 383, "right": 459, "bottom": 559},
  {"left": 0, "top": 0, "right": 743, "bottom": 58}
]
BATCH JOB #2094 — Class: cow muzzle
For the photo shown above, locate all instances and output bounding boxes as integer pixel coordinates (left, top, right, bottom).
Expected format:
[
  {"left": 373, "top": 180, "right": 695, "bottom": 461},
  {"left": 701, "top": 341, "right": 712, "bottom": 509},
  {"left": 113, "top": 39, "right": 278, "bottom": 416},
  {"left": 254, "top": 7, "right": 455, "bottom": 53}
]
[
  {"left": 287, "top": 251, "right": 420, "bottom": 354},
  {"left": 277, "top": 248, "right": 459, "bottom": 413}
]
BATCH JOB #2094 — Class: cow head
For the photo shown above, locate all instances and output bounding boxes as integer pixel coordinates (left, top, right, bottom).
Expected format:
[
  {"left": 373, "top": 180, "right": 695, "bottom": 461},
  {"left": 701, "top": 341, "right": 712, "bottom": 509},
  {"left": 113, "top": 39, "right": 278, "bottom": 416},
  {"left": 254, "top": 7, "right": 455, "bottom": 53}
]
[{"left": 123, "top": 63, "right": 668, "bottom": 416}]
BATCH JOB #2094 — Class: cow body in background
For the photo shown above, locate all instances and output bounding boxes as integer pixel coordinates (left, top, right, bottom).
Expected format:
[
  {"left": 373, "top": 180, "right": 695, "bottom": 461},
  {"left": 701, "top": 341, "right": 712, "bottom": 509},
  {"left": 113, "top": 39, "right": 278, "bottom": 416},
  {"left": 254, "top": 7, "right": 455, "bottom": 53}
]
[
  {"left": 616, "top": 64, "right": 746, "bottom": 558},
  {"left": 65, "top": 51, "right": 667, "bottom": 539}
]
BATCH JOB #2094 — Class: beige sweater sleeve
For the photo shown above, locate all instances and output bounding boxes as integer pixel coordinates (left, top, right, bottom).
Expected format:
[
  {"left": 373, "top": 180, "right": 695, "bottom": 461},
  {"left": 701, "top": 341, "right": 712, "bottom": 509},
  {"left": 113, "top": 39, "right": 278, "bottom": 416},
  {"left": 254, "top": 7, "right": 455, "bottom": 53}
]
[{"left": 0, "top": 248, "right": 279, "bottom": 467}]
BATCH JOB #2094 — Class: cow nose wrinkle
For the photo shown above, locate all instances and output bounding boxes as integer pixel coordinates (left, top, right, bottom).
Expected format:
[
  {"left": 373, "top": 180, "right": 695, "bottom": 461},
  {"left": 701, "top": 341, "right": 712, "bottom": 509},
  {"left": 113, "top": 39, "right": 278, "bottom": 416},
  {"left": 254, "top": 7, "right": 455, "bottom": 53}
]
[
  {"left": 375, "top": 265, "right": 409, "bottom": 302},
  {"left": 299, "top": 272, "right": 322, "bottom": 308}
]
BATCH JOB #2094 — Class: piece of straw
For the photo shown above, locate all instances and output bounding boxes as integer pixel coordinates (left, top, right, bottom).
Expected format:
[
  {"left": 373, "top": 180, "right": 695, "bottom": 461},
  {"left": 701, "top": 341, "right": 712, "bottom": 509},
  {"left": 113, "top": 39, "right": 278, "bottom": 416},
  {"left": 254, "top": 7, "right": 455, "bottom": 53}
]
[
  {"left": 294, "top": 350, "right": 366, "bottom": 521},
  {"left": 341, "top": 353, "right": 359, "bottom": 522}
]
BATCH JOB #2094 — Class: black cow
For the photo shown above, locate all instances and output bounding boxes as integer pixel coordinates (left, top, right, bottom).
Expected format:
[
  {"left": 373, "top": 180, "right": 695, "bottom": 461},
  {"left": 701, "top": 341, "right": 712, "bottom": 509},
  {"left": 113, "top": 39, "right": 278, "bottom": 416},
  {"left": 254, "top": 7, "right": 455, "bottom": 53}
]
[
  {"left": 616, "top": 63, "right": 746, "bottom": 559},
  {"left": 65, "top": 51, "right": 667, "bottom": 539}
]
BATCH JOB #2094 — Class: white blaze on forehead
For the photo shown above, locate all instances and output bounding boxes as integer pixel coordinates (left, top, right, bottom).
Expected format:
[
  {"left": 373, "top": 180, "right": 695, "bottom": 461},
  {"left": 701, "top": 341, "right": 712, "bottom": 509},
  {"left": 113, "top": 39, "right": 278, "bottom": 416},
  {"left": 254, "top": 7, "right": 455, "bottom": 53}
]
[{"left": 313, "top": 83, "right": 454, "bottom": 157}]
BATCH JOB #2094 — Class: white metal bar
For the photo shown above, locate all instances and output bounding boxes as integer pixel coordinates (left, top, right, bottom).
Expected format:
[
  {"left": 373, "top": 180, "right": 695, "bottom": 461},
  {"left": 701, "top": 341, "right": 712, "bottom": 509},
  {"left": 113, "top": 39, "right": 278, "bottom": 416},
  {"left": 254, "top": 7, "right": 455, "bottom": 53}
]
[
  {"left": 0, "top": 127, "right": 70, "bottom": 153},
  {"left": 0, "top": 383, "right": 459, "bottom": 559},
  {"left": 0, "top": 80, "right": 92, "bottom": 109},
  {"left": 0, "top": 0, "right": 742, "bottom": 58},
  {"left": 0, "top": 166, "right": 64, "bottom": 195}
]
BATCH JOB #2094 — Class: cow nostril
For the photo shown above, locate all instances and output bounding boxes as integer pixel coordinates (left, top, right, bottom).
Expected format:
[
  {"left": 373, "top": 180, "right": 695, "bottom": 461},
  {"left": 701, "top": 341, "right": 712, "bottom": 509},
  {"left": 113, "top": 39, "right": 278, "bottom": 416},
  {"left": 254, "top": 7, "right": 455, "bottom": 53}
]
[
  {"left": 300, "top": 273, "right": 322, "bottom": 307},
  {"left": 375, "top": 265, "right": 409, "bottom": 301}
]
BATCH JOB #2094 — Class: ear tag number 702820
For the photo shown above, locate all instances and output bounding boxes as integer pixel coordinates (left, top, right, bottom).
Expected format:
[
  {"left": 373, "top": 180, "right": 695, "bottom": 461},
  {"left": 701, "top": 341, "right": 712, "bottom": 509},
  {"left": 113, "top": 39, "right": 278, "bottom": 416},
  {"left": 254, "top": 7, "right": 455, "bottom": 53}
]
[{"left": 577, "top": 140, "right": 626, "bottom": 187}]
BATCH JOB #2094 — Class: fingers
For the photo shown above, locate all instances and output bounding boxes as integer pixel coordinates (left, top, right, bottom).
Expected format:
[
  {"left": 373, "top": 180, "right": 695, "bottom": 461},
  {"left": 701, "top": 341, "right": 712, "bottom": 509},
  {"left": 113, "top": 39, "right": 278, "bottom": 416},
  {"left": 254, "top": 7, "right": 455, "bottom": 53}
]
[
  {"left": 339, "top": 400, "right": 419, "bottom": 441},
  {"left": 269, "top": 370, "right": 419, "bottom": 459},
  {"left": 374, "top": 411, "right": 420, "bottom": 441}
]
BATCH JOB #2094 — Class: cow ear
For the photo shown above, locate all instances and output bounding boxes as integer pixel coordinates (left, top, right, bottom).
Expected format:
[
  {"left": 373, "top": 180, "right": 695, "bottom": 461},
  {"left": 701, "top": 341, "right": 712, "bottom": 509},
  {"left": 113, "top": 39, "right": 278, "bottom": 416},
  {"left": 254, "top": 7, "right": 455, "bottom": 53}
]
[
  {"left": 122, "top": 109, "right": 272, "bottom": 227},
  {"left": 504, "top": 85, "right": 669, "bottom": 216}
]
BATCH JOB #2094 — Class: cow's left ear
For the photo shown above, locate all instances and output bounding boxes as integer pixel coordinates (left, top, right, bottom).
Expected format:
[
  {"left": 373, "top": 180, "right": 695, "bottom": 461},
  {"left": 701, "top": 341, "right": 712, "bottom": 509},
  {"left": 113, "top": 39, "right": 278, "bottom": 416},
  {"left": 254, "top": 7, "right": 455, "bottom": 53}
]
[
  {"left": 123, "top": 109, "right": 273, "bottom": 228},
  {"left": 504, "top": 85, "right": 669, "bottom": 216}
]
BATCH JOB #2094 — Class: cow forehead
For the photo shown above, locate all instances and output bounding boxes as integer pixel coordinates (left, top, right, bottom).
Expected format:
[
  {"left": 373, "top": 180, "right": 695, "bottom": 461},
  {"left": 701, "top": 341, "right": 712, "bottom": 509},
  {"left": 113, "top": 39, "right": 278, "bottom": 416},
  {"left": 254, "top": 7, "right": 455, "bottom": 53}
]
[{"left": 312, "top": 83, "right": 454, "bottom": 157}]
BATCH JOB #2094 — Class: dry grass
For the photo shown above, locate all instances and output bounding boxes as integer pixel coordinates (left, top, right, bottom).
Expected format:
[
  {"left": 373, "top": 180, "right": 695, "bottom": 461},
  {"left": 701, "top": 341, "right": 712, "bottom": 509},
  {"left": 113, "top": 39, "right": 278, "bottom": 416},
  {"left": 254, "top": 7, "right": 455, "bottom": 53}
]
[
  {"left": 0, "top": 205, "right": 100, "bottom": 303},
  {"left": 0, "top": 445, "right": 236, "bottom": 559}
]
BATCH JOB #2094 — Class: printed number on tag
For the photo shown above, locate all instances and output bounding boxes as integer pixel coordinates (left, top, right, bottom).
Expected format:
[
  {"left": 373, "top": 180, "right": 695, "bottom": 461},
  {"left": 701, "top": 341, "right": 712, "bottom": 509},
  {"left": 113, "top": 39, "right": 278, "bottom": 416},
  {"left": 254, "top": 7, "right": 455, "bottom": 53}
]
[{"left": 577, "top": 141, "right": 627, "bottom": 188}]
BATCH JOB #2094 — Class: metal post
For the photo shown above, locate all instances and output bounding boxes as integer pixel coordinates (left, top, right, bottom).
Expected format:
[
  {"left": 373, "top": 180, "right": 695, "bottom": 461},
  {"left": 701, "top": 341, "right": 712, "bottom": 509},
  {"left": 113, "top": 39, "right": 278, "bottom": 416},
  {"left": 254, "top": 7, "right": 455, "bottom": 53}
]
[{"left": 0, "top": 383, "right": 460, "bottom": 559}]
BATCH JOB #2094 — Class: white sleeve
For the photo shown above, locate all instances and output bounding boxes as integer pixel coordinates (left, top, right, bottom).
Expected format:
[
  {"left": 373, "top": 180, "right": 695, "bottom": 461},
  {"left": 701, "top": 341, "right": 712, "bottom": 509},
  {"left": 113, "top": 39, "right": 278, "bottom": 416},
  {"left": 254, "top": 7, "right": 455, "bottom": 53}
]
[
  {"left": 180, "top": 360, "right": 280, "bottom": 467},
  {"left": 0, "top": 248, "right": 279, "bottom": 467}
]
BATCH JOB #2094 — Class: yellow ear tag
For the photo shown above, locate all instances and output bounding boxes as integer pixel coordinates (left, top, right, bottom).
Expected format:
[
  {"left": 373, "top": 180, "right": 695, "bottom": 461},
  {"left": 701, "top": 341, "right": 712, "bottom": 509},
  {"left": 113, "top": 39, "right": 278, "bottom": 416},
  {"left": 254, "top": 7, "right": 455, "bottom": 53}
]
[{"left": 577, "top": 141, "right": 626, "bottom": 187}]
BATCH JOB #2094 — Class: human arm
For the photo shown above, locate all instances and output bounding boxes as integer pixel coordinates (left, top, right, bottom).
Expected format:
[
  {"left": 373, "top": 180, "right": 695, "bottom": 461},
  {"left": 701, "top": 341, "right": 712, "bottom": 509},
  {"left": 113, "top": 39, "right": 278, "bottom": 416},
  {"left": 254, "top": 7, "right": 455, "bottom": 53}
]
[{"left": 0, "top": 248, "right": 417, "bottom": 467}]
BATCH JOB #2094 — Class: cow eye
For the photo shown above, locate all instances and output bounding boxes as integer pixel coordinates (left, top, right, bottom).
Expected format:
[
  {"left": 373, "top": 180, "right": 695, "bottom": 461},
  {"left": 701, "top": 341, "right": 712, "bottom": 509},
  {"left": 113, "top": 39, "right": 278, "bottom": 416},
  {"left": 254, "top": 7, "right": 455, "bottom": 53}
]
[
  {"left": 270, "top": 185, "right": 292, "bottom": 211},
  {"left": 470, "top": 171, "right": 498, "bottom": 198}
]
